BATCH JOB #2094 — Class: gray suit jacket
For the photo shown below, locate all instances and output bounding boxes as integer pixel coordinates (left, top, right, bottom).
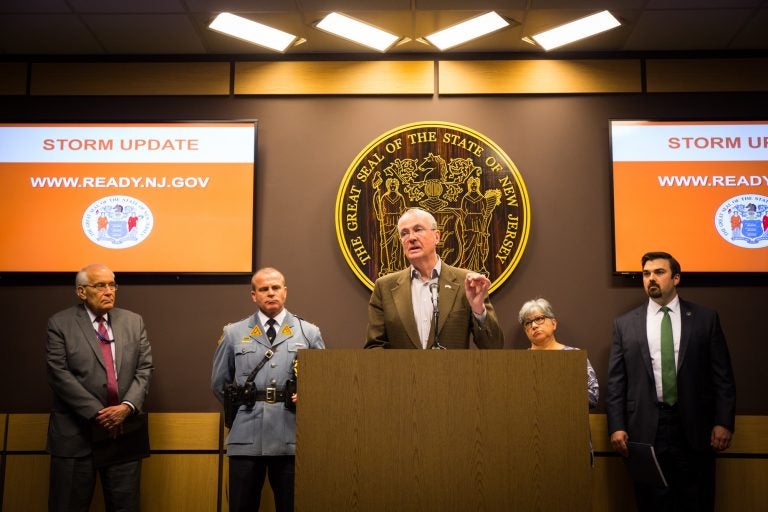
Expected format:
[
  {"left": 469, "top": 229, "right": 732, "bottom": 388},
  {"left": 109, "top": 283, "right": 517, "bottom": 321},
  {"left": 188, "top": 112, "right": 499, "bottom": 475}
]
[
  {"left": 46, "top": 304, "right": 153, "bottom": 457},
  {"left": 606, "top": 298, "right": 736, "bottom": 451},
  {"left": 365, "top": 263, "right": 503, "bottom": 349},
  {"left": 211, "top": 310, "right": 325, "bottom": 457}
]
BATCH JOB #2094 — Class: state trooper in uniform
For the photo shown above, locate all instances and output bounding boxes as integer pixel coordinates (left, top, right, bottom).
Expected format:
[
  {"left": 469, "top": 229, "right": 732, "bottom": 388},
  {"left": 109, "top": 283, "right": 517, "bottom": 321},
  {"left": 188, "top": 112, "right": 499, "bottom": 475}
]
[{"left": 211, "top": 267, "right": 325, "bottom": 512}]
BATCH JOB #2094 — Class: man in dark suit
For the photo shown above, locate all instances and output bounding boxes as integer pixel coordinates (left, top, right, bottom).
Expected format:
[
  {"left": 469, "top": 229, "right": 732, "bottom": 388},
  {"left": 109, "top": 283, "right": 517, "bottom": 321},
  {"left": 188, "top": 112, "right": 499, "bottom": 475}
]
[
  {"left": 46, "top": 263, "right": 153, "bottom": 512},
  {"left": 606, "top": 252, "right": 736, "bottom": 511},
  {"left": 365, "top": 207, "right": 503, "bottom": 349}
]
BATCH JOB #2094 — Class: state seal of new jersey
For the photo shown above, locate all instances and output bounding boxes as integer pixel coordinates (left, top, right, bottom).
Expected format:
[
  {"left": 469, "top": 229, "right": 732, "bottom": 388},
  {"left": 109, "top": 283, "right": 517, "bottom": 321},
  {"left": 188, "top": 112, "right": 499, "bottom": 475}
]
[
  {"left": 82, "top": 195, "right": 154, "bottom": 249},
  {"left": 335, "top": 121, "right": 531, "bottom": 292},
  {"left": 715, "top": 194, "right": 768, "bottom": 248}
]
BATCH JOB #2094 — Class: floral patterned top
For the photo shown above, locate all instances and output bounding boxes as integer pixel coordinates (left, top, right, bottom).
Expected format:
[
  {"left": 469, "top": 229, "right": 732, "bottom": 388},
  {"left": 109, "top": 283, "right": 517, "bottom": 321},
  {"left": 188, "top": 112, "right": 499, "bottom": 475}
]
[{"left": 562, "top": 345, "right": 599, "bottom": 409}]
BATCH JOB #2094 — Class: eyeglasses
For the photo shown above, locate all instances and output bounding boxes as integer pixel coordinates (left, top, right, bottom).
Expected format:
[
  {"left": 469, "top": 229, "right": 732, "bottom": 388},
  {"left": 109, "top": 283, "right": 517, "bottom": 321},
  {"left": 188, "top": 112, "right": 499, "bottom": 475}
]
[
  {"left": 82, "top": 282, "right": 118, "bottom": 291},
  {"left": 523, "top": 315, "right": 549, "bottom": 329},
  {"left": 399, "top": 226, "right": 436, "bottom": 240}
]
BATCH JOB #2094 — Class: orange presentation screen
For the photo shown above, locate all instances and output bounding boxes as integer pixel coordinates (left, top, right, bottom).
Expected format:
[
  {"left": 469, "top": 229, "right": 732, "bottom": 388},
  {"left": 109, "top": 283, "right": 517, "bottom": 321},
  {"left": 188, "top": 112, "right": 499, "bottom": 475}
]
[
  {"left": 0, "top": 122, "right": 256, "bottom": 273},
  {"left": 611, "top": 120, "right": 768, "bottom": 273}
]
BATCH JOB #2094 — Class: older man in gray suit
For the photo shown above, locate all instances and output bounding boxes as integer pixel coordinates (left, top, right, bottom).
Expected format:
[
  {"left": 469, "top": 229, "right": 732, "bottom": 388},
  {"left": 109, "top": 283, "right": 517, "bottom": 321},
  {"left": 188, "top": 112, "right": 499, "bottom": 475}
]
[{"left": 46, "top": 263, "right": 153, "bottom": 512}]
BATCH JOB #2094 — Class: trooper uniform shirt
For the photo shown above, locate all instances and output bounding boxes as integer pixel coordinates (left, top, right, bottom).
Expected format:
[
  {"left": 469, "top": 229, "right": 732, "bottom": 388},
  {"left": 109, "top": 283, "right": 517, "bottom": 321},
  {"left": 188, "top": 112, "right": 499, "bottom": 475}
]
[{"left": 211, "top": 310, "right": 325, "bottom": 457}]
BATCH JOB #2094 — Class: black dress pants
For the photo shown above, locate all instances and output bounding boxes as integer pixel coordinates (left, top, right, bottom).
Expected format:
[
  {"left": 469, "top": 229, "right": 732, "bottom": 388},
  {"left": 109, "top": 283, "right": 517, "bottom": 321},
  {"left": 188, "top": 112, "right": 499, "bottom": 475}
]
[
  {"left": 229, "top": 455, "right": 295, "bottom": 512},
  {"left": 634, "top": 406, "right": 716, "bottom": 512},
  {"left": 49, "top": 455, "right": 141, "bottom": 512}
]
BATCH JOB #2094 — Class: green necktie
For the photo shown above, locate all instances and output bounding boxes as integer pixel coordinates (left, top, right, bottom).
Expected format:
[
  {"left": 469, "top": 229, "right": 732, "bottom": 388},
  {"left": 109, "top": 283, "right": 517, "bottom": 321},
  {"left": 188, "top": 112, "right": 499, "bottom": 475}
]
[{"left": 660, "top": 306, "right": 677, "bottom": 405}]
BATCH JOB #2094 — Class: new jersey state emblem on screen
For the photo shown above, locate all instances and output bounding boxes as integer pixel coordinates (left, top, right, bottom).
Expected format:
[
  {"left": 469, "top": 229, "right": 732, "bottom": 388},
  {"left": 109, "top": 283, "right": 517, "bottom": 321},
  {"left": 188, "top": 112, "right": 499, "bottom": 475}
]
[
  {"left": 715, "top": 194, "right": 768, "bottom": 249},
  {"left": 82, "top": 195, "right": 154, "bottom": 249},
  {"left": 335, "top": 121, "right": 531, "bottom": 292}
]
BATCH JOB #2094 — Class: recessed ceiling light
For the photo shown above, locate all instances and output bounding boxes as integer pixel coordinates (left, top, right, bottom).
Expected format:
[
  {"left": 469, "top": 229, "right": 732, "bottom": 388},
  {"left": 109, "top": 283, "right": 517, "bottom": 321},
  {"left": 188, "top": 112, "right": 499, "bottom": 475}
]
[
  {"left": 209, "top": 12, "right": 298, "bottom": 53},
  {"left": 425, "top": 11, "right": 510, "bottom": 51},
  {"left": 531, "top": 10, "right": 621, "bottom": 51},
  {"left": 315, "top": 12, "right": 400, "bottom": 52}
]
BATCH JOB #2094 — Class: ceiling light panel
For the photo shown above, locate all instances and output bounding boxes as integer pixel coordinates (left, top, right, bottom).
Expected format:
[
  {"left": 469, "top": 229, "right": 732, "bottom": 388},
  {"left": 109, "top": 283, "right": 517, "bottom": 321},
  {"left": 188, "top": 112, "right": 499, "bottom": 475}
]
[
  {"left": 425, "top": 11, "right": 510, "bottom": 51},
  {"left": 315, "top": 12, "right": 400, "bottom": 52},
  {"left": 208, "top": 12, "right": 297, "bottom": 53},
  {"left": 531, "top": 10, "right": 621, "bottom": 51}
]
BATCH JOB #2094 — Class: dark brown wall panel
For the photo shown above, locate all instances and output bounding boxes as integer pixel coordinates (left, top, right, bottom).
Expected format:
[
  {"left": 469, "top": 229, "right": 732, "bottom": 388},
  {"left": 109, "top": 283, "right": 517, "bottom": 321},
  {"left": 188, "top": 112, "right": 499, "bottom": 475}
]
[
  {"left": 30, "top": 62, "right": 231, "bottom": 96},
  {"left": 0, "top": 62, "right": 27, "bottom": 95},
  {"left": 647, "top": 58, "right": 768, "bottom": 92}
]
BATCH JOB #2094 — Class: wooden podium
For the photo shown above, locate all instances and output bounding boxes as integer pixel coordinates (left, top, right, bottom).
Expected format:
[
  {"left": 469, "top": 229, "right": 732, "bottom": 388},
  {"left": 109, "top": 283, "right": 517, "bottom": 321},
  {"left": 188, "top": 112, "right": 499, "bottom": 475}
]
[{"left": 295, "top": 350, "right": 592, "bottom": 511}]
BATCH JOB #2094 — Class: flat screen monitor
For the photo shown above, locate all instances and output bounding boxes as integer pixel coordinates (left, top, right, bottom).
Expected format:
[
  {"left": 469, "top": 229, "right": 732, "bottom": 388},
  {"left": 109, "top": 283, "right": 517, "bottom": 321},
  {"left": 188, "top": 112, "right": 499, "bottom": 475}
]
[
  {"left": 0, "top": 121, "right": 257, "bottom": 274},
  {"left": 610, "top": 120, "right": 768, "bottom": 274}
]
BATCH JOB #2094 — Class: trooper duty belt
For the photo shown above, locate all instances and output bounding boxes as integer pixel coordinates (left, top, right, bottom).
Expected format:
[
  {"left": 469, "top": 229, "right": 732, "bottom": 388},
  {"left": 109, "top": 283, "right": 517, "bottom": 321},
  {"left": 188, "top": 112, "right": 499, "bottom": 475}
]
[{"left": 255, "top": 387, "right": 288, "bottom": 403}]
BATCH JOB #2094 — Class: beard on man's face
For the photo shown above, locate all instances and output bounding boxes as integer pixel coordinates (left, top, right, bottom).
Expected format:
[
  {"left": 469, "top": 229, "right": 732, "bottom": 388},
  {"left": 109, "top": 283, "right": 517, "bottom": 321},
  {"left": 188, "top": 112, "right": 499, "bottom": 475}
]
[{"left": 646, "top": 283, "right": 662, "bottom": 298}]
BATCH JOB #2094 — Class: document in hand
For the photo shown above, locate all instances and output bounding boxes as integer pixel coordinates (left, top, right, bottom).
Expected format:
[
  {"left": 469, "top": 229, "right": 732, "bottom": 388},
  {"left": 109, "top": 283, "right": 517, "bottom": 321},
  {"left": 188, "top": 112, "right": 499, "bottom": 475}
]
[{"left": 627, "top": 441, "right": 668, "bottom": 488}]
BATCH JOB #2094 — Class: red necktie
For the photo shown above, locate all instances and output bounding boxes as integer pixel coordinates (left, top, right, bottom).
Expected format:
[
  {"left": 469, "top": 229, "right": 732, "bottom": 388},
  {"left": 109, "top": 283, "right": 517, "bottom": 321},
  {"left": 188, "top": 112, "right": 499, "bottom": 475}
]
[{"left": 97, "top": 316, "right": 120, "bottom": 405}]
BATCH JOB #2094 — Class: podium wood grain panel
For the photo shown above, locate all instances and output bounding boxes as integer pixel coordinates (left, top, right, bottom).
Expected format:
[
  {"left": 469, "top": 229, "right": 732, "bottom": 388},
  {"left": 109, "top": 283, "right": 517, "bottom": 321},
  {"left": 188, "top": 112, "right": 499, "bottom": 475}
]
[{"left": 295, "top": 350, "right": 591, "bottom": 511}]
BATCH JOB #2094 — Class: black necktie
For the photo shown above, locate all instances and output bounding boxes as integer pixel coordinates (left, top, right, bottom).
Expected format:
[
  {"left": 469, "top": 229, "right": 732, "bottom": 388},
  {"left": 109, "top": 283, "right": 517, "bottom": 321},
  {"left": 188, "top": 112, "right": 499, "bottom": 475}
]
[{"left": 266, "top": 318, "right": 277, "bottom": 344}]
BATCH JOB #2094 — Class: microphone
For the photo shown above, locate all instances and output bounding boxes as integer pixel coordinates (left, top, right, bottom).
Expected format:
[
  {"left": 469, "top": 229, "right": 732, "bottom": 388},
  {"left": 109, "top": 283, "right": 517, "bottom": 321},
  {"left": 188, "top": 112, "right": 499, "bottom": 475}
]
[
  {"left": 429, "top": 282, "right": 439, "bottom": 309},
  {"left": 429, "top": 282, "right": 445, "bottom": 350}
]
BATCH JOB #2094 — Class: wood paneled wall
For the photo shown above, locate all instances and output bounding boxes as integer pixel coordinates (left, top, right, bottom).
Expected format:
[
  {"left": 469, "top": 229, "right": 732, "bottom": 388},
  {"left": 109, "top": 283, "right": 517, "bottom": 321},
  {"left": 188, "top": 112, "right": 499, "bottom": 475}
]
[
  {"left": 1, "top": 413, "right": 765, "bottom": 512},
  {"left": 438, "top": 59, "right": 642, "bottom": 94},
  {"left": 2, "top": 58, "right": 766, "bottom": 97},
  {"left": 235, "top": 61, "right": 434, "bottom": 95},
  {"left": 2, "top": 413, "right": 222, "bottom": 512},
  {"left": 589, "top": 414, "right": 768, "bottom": 512}
]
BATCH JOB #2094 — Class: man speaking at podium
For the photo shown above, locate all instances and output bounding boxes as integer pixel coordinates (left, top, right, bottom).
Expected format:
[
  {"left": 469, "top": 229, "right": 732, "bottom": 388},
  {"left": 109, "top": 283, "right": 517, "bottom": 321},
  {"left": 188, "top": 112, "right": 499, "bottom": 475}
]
[{"left": 365, "top": 207, "right": 503, "bottom": 350}]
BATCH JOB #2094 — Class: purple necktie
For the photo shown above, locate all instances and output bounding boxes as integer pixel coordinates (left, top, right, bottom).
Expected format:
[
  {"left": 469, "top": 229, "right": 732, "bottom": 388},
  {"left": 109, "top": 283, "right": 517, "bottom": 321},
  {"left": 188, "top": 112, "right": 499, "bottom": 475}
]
[{"left": 97, "top": 316, "right": 120, "bottom": 405}]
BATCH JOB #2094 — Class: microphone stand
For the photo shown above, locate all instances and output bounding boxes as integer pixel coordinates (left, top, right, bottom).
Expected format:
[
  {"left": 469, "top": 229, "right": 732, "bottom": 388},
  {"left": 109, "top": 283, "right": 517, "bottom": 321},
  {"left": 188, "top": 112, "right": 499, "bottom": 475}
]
[{"left": 430, "top": 283, "right": 445, "bottom": 350}]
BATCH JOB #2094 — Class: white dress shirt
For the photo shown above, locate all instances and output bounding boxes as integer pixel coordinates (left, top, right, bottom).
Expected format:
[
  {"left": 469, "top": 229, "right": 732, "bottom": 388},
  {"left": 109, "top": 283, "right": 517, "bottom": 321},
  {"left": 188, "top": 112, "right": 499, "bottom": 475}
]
[{"left": 410, "top": 260, "right": 441, "bottom": 349}]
